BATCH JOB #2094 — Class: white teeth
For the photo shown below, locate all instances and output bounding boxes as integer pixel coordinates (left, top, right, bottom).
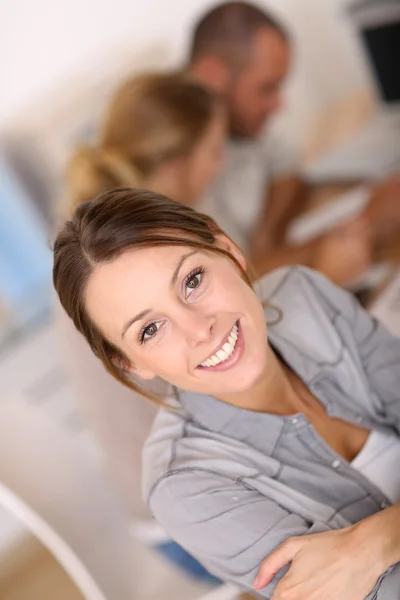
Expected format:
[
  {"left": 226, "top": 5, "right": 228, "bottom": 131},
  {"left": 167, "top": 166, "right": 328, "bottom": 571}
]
[
  {"left": 223, "top": 342, "right": 234, "bottom": 354},
  {"left": 200, "top": 322, "right": 239, "bottom": 368}
]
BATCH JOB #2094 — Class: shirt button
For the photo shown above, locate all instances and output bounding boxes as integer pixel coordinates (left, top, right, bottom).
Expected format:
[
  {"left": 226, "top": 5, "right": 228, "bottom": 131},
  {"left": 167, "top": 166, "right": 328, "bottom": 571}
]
[
  {"left": 292, "top": 417, "right": 298, "bottom": 425},
  {"left": 380, "top": 501, "right": 389, "bottom": 509},
  {"left": 332, "top": 459, "right": 341, "bottom": 469}
]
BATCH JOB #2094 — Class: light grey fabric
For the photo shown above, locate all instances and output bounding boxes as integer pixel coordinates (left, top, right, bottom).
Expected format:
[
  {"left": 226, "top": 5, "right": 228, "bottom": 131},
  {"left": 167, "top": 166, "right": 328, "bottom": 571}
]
[
  {"left": 199, "top": 132, "right": 299, "bottom": 254},
  {"left": 143, "top": 266, "right": 400, "bottom": 598}
]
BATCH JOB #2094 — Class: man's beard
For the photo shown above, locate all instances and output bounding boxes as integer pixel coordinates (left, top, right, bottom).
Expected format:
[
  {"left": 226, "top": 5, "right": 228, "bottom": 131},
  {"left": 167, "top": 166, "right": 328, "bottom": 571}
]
[{"left": 227, "top": 107, "right": 252, "bottom": 140}]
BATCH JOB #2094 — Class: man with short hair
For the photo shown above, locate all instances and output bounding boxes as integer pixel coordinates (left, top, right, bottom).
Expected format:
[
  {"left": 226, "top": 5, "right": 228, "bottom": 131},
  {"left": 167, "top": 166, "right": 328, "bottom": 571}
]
[
  {"left": 188, "top": 1, "right": 400, "bottom": 285},
  {"left": 189, "top": 1, "right": 289, "bottom": 139}
]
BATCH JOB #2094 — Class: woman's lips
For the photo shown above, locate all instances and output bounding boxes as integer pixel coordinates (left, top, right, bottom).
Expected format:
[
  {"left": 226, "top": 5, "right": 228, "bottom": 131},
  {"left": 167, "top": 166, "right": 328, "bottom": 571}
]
[{"left": 196, "top": 320, "right": 244, "bottom": 372}]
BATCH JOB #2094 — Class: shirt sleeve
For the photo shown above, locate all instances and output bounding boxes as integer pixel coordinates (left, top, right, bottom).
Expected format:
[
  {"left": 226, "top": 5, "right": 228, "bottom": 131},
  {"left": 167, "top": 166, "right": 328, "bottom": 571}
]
[
  {"left": 298, "top": 266, "right": 400, "bottom": 431},
  {"left": 149, "top": 469, "right": 331, "bottom": 597},
  {"left": 373, "top": 564, "right": 400, "bottom": 599}
]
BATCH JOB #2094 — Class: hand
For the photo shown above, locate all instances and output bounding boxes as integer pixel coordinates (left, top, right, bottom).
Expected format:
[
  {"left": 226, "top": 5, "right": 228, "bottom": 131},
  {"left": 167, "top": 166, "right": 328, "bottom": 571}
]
[
  {"left": 313, "top": 217, "right": 372, "bottom": 286},
  {"left": 366, "top": 175, "right": 400, "bottom": 242},
  {"left": 253, "top": 526, "right": 383, "bottom": 600}
]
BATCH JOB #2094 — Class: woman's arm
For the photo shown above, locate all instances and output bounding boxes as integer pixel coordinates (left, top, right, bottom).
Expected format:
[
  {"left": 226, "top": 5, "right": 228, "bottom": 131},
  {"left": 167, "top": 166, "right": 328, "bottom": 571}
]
[
  {"left": 149, "top": 468, "right": 333, "bottom": 597},
  {"left": 253, "top": 267, "right": 400, "bottom": 599},
  {"left": 254, "top": 502, "right": 400, "bottom": 599}
]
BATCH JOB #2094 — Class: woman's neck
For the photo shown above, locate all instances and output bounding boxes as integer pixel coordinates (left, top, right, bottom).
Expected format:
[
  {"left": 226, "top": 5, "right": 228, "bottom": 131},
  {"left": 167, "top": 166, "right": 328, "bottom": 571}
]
[{"left": 217, "top": 345, "right": 301, "bottom": 415}]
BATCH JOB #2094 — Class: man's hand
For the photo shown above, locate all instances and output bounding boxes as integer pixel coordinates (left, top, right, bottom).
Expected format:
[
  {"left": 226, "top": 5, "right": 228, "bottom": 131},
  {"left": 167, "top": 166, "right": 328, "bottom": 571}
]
[
  {"left": 312, "top": 216, "right": 372, "bottom": 286},
  {"left": 253, "top": 526, "right": 382, "bottom": 600},
  {"left": 364, "top": 175, "right": 400, "bottom": 243}
]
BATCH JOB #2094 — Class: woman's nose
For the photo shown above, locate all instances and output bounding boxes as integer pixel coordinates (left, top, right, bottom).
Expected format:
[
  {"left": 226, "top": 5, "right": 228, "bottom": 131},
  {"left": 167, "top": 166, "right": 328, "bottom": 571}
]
[{"left": 182, "top": 313, "right": 215, "bottom": 347}]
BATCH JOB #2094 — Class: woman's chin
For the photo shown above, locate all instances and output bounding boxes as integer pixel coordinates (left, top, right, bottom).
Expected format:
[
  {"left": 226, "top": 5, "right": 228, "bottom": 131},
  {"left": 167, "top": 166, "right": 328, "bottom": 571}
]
[{"left": 207, "top": 362, "right": 266, "bottom": 397}]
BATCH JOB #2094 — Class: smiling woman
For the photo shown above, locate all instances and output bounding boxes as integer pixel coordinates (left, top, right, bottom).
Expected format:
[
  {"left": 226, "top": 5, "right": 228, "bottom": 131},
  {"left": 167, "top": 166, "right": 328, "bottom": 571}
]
[
  {"left": 54, "top": 188, "right": 258, "bottom": 400},
  {"left": 53, "top": 188, "right": 400, "bottom": 600}
]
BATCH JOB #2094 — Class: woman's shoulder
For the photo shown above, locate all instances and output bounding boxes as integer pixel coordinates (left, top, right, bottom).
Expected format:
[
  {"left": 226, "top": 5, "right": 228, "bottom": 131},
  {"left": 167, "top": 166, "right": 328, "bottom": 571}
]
[
  {"left": 256, "top": 265, "right": 356, "bottom": 321},
  {"left": 255, "top": 265, "right": 329, "bottom": 300},
  {"left": 257, "top": 266, "right": 363, "bottom": 366},
  {"left": 142, "top": 403, "right": 278, "bottom": 507}
]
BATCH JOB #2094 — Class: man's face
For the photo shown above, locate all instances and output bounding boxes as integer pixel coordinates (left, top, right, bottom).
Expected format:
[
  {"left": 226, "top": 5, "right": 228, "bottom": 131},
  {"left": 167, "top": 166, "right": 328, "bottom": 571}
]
[{"left": 227, "top": 28, "right": 291, "bottom": 138}]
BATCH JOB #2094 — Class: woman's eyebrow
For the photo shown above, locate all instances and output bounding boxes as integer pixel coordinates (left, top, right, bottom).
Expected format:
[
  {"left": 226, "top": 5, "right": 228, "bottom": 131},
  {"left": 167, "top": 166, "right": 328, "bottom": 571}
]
[
  {"left": 169, "top": 250, "right": 198, "bottom": 290},
  {"left": 121, "top": 250, "right": 199, "bottom": 339},
  {"left": 121, "top": 309, "right": 151, "bottom": 339}
]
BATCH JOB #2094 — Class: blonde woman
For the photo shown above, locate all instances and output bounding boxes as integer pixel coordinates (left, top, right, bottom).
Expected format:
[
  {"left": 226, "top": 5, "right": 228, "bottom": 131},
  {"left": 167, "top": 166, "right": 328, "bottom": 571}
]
[{"left": 67, "top": 72, "right": 225, "bottom": 211}]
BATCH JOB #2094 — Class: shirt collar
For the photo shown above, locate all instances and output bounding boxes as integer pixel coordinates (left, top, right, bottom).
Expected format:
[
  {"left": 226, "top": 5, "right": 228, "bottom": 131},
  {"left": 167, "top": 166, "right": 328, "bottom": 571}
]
[{"left": 175, "top": 386, "right": 285, "bottom": 456}]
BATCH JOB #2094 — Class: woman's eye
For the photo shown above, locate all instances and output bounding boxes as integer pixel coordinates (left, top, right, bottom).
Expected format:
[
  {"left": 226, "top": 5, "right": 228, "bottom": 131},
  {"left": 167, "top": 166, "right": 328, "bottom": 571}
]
[
  {"left": 187, "top": 274, "right": 201, "bottom": 289},
  {"left": 185, "top": 270, "right": 204, "bottom": 297},
  {"left": 140, "top": 321, "right": 161, "bottom": 343}
]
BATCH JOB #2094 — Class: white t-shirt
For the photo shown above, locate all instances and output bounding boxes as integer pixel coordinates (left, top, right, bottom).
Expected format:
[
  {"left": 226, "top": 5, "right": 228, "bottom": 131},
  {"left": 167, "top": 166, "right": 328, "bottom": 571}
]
[
  {"left": 352, "top": 429, "right": 400, "bottom": 504},
  {"left": 199, "top": 130, "right": 299, "bottom": 253}
]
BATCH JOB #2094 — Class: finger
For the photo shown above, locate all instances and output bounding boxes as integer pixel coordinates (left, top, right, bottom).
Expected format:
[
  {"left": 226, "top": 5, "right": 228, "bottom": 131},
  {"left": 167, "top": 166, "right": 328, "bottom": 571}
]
[
  {"left": 270, "top": 574, "right": 292, "bottom": 600},
  {"left": 252, "top": 538, "right": 301, "bottom": 590}
]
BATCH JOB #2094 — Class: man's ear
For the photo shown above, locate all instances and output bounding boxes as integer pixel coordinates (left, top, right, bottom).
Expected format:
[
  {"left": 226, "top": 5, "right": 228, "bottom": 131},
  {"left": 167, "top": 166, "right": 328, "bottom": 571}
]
[
  {"left": 191, "top": 56, "right": 231, "bottom": 93},
  {"left": 215, "top": 233, "right": 247, "bottom": 272}
]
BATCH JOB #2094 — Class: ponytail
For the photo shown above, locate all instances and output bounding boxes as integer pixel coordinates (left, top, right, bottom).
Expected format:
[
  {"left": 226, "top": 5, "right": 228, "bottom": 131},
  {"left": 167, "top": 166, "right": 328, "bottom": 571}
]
[{"left": 66, "top": 146, "right": 143, "bottom": 213}]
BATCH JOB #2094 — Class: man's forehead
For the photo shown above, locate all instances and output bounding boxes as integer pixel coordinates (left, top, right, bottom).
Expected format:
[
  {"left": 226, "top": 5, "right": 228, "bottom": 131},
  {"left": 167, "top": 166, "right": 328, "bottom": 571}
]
[{"left": 250, "top": 27, "right": 288, "bottom": 63}]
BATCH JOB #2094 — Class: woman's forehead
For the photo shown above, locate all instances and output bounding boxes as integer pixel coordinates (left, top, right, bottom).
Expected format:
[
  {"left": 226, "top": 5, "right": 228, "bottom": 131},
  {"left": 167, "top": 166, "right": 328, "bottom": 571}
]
[
  {"left": 85, "top": 245, "right": 205, "bottom": 327},
  {"left": 89, "top": 245, "right": 196, "bottom": 292}
]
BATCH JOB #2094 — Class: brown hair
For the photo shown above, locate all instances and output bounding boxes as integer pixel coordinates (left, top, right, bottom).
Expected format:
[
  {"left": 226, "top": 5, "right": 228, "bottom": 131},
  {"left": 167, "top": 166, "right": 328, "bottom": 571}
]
[
  {"left": 53, "top": 188, "right": 252, "bottom": 402},
  {"left": 67, "top": 72, "right": 220, "bottom": 211},
  {"left": 189, "top": 1, "right": 288, "bottom": 67}
]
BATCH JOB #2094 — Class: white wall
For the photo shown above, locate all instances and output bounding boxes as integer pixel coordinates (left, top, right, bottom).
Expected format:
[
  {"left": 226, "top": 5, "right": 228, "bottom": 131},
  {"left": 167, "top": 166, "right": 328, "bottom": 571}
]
[
  {"left": 0, "top": 0, "right": 211, "bottom": 126},
  {"left": 1, "top": 0, "right": 373, "bottom": 145}
]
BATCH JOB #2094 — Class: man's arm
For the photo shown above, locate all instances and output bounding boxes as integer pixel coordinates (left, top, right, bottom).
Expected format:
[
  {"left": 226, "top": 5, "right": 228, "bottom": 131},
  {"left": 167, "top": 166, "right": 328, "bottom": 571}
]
[
  {"left": 251, "top": 236, "right": 320, "bottom": 274},
  {"left": 249, "top": 176, "right": 372, "bottom": 286},
  {"left": 250, "top": 216, "right": 372, "bottom": 287},
  {"left": 360, "top": 175, "right": 400, "bottom": 244},
  {"left": 250, "top": 175, "right": 309, "bottom": 258}
]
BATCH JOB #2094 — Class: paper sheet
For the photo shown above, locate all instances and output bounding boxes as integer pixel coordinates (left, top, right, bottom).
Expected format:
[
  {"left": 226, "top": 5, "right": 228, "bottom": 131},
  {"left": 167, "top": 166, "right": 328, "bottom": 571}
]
[
  {"left": 286, "top": 185, "right": 371, "bottom": 245},
  {"left": 286, "top": 185, "right": 392, "bottom": 290}
]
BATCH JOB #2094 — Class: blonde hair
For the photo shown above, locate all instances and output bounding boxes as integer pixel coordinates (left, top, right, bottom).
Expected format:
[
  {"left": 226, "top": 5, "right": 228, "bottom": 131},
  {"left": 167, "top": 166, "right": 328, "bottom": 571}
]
[{"left": 67, "top": 72, "right": 220, "bottom": 211}]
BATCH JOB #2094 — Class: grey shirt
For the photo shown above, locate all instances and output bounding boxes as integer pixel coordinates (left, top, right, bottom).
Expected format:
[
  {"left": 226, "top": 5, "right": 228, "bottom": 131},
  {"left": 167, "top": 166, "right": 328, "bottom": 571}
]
[
  {"left": 143, "top": 266, "right": 400, "bottom": 598},
  {"left": 198, "top": 132, "right": 299, "bottom": 254}
]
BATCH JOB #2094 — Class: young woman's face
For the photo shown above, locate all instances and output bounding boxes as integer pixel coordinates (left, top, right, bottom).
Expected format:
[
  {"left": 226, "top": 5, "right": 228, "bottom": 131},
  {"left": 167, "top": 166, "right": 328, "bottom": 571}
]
[{"left": 85, "top": 240, "right": 269, "bottom": 397}]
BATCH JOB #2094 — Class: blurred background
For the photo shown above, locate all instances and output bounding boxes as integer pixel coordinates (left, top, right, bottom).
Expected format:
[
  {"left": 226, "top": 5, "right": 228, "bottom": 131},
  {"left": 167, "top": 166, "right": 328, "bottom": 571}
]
[{"left": 0, "top": 0, "right": 399, "bottom": 598}]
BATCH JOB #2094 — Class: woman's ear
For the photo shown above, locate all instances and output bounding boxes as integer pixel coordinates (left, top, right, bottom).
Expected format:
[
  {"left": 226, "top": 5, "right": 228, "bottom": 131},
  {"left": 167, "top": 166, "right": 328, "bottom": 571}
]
[
  {"left": 215, "top": 233, "right": 247, "bottom": 272},
  {"left": 133, "top": 366, "right": 157, "bottom": 381},
  {"left": 113, "top": 357, "right": 156, "bottom": 381}
]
